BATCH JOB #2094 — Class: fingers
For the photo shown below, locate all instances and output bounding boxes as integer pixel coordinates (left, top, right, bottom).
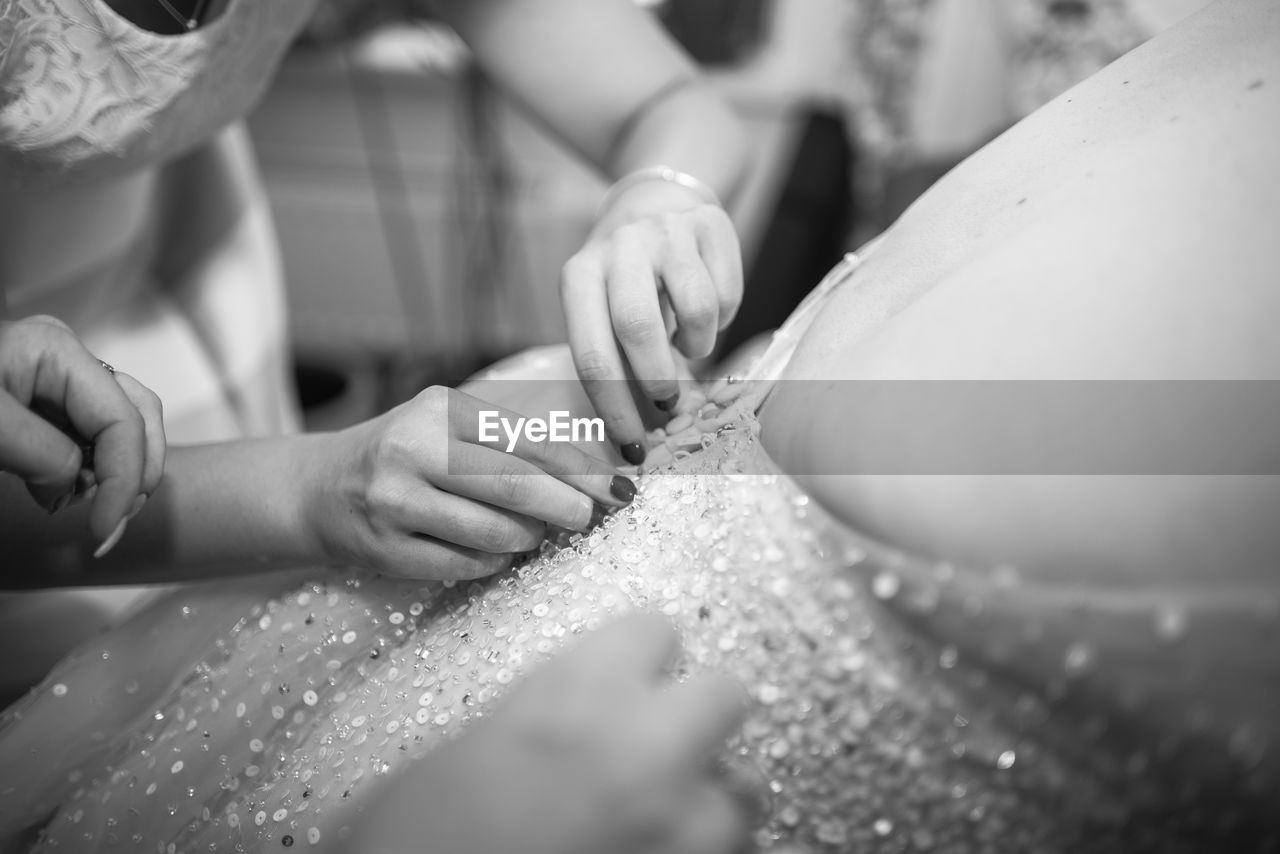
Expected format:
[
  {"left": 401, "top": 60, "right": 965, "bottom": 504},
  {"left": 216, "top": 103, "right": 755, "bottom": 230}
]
[
  {"left": 661, "top": 222, "right": 720, "bottom": 360},
  {"left": 563, "top": 206, "right": 743, "bottom": 453},
  {"left": 113, "top": 372, "right": 166, "bottom": 497},
  {"left": 0, "top": 388, "right": 83, "bottom": 498},
  {"left": 607, "top": 244, "right": 681, "bottom": 404},
  {"left": 73, "top": 376, "right": 148, "bottom": 546},
  {"left": 0, "top": 317, "right": 158, "bottom": 544},
  {"left": 448, "top": 389, "right": 635, "bottom": 515},
  {"left": 563, "top": 254, "right": 649, "bottom": 454},
  {"left": 437, "top": 447, "right": 593, "bottom": 533},
  {"left": 394, "top": 484, "right": 546, "bottom": 555},
  {"left": 695, "top": 206, "right": 744, "bottom": 332},
  {"left": 379, "top": 537, "right": 516, "bottom": 582}
]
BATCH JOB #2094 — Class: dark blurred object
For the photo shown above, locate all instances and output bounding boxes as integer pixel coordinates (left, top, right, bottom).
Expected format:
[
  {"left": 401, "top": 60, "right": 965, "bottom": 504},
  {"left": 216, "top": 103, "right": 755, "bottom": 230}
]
[
  {"left": 656, "top": 0, "right": 771, "bottom": 66},
  {"left": 720, "top": 109, "right": 854, "bottom": 354},
  {"left": 299, "top": 0, "right": 771, "bottom": 65}
]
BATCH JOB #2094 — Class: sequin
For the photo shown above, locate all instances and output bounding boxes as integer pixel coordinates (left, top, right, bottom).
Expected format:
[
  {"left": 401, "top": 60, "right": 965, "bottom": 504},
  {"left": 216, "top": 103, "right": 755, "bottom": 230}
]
[
  {"left": 8, "top": 398, "right": 1275, "bottom": 854},
  {"left": 871, "top": 572, "right": 900, "bottom": 600},
  {"left": 1063, "top": 643, "right": 1095, "bottom": 676},
  {"left": 1153, "top": 607, "right": 1188, "bottom": 642}
]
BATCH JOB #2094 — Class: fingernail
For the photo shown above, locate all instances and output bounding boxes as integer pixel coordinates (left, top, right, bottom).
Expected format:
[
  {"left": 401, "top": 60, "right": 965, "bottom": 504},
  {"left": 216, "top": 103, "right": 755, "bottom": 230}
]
[
  {"left": 653, "top": 394, "right": 680, "bottom": 412},
  {"left": 47, "top": 490, "right": 74, "bottom": 515},
  {"left": 620, "top": 443, "right": 646, "bottom": 465},
  {"left": 589, "top": 503, "right": 607, "bottom": 529},
  {"left": 93, "top": 518, "right": 128, "bottom": 559},
  {"left": 610, "top": 475, "right": 637, "bottom": 504},
  {"left": 127, "top": 494, "right": 148, "bottom": 520}
]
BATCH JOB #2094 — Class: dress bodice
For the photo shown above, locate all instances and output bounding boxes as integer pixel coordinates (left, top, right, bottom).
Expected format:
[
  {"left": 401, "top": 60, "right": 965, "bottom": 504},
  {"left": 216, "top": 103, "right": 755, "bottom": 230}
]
[{"left": 2, "top": 259, "right": 1276, "bottom": 852}]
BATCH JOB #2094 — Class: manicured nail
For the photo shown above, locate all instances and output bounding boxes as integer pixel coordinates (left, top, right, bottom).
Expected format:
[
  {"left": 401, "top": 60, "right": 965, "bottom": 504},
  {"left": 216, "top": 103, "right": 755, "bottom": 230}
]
[
  {"left": 127, "top": 494, "right": 148, "bottom": 520},
  {"left": 610, "top": 475, "right": 637, "bottom": 504},
  {"left": 653, "top": 394, "right": 680, "bottom": 412},
  {"left": 47, "top": 490, "right": 74, "bottom": 515},
  {"left": 620, "top": 443, "right": 646, "bottom": 465},
  {"left": 93, "top": 517, "right": 128, "bottom": 559}
]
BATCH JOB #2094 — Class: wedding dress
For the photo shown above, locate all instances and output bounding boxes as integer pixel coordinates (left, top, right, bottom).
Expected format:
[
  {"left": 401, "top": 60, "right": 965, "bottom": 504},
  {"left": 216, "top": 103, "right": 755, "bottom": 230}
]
[{"left": 2, "top": 255, "right": 1276, "bottom": 853}]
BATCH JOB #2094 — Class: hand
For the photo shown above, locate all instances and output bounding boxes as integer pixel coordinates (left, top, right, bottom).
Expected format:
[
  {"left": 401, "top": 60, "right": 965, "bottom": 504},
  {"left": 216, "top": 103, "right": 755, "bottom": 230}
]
[
  {"left": 351, "top": 613, "right": 754, "bottom": 854},
  {"left": 0, "top": 315, "right": 164, "bottom": 553},
  {"left": 306, "top": 385, "right": 637, "bottom": 580},
  {"left": 563, "top": 199, "right": 743, "bottom": 462}
]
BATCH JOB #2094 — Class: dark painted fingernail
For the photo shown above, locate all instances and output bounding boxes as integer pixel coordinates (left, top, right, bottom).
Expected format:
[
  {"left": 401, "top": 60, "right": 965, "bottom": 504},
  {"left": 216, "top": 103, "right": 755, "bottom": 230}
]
[
  {"left": 610, "top": 475, "right": 637, "bottom": 504},
  {"left": 589, "top": 503, "right": 607, "bottom": 529},
  {"left": 653, "top": 394, "right": 680, "bottom": 412},
  {"left": 620, "top": 443, "right": 646, "bottom": 465}
]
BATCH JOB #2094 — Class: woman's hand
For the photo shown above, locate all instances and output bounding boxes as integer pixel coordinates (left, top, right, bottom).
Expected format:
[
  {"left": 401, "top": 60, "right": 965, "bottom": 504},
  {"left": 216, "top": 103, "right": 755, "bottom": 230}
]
[
  {"left": 0, "top": 315, "right": 164, "bottom": 554},
  {"left": 349, "top": 614, "right": 755, "bottom": 854},
  {"left": 305, "top": 385, "right": 636, "bottom": 580},
  {"left": 564, "top": 197, "right": 743, "bottom": 463}
]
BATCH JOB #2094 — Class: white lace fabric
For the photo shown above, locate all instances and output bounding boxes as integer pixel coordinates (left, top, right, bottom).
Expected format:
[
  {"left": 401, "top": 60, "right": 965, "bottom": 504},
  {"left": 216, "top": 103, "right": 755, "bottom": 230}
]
[{"left": 0, "top": 0, "right": 316, "bottom": 186}]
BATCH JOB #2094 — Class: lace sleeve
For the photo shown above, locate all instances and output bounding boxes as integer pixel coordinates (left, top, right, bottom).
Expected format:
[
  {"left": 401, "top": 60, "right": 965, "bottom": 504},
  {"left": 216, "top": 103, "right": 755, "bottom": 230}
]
[{"left": 0, "top": 0, "right": 316, "bottom": 187}]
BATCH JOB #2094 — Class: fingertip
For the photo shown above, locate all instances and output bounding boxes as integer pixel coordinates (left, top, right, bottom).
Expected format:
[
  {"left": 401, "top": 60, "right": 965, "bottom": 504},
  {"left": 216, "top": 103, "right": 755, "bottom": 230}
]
[
  {"left": 92, "top": 516, "right": 128, "bottom": 559},
  {"left": 676, "top": 329, "right": 717, "bottom": 362},
  {"left": 653, "top": 393, "right": 681, "bottom": 412},
  {"left": 609, "top": 474, "right": 637, "bottom": 504}
]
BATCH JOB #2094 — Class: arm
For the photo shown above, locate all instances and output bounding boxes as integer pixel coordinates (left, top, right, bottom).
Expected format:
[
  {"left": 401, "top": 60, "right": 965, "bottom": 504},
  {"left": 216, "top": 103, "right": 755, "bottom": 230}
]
[
  {"left": 433, "top": 0, "right": 752, "bottom": 462},
  {"left": 4, "top": 385, "right": 639, "bottom": 588},
  {"left": 434, "top": 0, "right": 748, "bottom": 206}
]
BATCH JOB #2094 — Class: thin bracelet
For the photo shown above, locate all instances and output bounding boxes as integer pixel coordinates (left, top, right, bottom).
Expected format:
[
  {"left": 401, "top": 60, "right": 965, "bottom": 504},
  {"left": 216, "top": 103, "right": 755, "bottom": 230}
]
[{"left": 597, "top": 165, "right": 723, "bottom": 217}]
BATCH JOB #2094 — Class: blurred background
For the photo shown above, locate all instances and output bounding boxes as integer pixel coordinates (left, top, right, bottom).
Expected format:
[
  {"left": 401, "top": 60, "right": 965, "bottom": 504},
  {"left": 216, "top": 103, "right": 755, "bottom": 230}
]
[
  {"left": 252, "top": 0, "right": 858, "bottom": 431},
  {"left": 252, "top": 0, "right": 1187, "bottom": 431}
]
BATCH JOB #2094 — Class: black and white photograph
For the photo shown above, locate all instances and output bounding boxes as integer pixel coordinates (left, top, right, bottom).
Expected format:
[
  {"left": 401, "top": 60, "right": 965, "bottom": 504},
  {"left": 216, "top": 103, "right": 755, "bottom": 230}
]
[{"left": 1, "top": 0, "right": 1276, "bottom": 851}]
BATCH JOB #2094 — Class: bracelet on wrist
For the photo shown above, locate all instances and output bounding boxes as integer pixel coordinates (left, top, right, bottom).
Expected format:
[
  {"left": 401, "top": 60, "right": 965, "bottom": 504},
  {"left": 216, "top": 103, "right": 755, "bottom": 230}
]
[{"left": 597, "top": 165, "right": 723, "bottom": 218}]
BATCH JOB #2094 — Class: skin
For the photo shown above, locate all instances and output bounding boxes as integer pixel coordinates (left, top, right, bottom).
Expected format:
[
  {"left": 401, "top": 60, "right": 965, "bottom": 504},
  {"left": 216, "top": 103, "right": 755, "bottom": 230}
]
[
  {"left": 762, "top": 0, "right": 1280, "bottom": 590},
  {"left": 345, "top": 614, "right": 755, "bottom": 854},
  {"left": 431, "top": 0, "right": 750, "bottom": 453},
  {"left": 0, "top": 0, "right": 749, "bottom": 584},
  {"left": 0, "top": 384, "right": 631, "bottom": 586},
  {"left": 0, "top": 316, "right": 163, "bottom": 550}
]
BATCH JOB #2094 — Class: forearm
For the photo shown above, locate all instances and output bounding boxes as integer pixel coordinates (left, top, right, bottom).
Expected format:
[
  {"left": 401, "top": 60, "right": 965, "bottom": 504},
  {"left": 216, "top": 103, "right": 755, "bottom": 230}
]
[
  {"left": 1, "top": 435, "right": 330, "bottom": 588},
  {"left": 591, "top": 83, "right": 752, "bottom": 233},
  {"left": 435, "top": 0, "right": 750, "bottom": 218}
]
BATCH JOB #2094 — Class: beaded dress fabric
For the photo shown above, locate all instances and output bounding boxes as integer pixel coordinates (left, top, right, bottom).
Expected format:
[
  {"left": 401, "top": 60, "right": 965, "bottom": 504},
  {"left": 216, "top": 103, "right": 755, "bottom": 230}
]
[
  {"left": 0, "top": 0, "right": 317, "bottom": 186},
  {"left": 2, "top": 257, "right": 1278, "bottom": 853}
]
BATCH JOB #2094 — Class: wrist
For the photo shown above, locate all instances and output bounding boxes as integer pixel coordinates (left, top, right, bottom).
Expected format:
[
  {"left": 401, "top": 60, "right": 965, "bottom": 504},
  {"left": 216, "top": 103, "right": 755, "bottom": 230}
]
[
  {"left": 594, "top": 165, "right": 723, "bottom": 234},
  {"left": 284, "top": 433, "right": 341, "bottom": 567}
]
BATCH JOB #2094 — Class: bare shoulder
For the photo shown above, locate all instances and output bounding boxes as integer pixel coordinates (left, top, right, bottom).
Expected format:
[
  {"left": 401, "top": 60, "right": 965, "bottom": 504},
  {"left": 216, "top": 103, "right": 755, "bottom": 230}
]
[{"left": 761, "top": 0, "right": 1280, "bottom": 585}]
